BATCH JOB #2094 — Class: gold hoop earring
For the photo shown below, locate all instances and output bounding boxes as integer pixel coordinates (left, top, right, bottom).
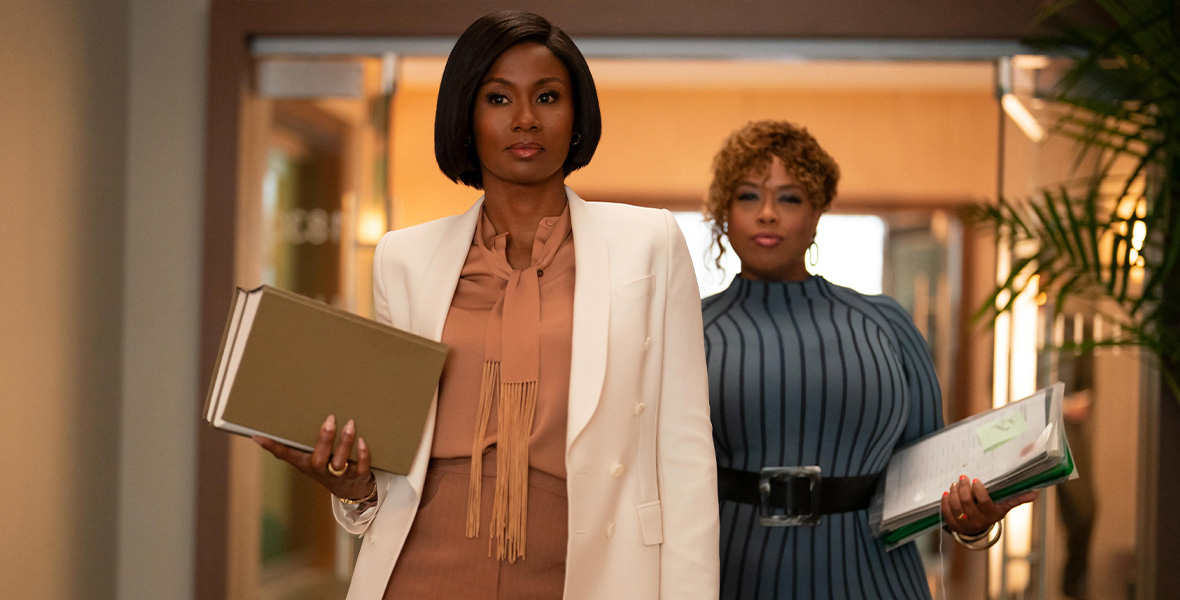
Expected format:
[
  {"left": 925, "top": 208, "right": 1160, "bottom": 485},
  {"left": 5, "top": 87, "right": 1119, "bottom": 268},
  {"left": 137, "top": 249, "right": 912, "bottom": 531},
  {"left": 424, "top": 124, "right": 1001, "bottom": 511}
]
[{"left": 807, "top": 241, "right": 819, "bottom": 267}]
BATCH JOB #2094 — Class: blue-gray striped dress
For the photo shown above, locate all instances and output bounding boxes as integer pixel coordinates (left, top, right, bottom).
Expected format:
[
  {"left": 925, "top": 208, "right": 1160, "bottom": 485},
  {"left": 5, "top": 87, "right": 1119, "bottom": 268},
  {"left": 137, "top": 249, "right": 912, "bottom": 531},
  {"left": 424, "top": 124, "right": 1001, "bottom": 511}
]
[{"left": 704, "top": 275, "right": 942, "bottom": 600}]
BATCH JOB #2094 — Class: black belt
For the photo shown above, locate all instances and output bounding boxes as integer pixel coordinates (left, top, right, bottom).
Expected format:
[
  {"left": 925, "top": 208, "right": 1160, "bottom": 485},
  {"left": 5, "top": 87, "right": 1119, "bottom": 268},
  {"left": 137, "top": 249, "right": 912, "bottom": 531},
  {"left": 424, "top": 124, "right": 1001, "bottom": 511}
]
[{"left": 718, "top": 466, "right": 882, "bottom": 526}]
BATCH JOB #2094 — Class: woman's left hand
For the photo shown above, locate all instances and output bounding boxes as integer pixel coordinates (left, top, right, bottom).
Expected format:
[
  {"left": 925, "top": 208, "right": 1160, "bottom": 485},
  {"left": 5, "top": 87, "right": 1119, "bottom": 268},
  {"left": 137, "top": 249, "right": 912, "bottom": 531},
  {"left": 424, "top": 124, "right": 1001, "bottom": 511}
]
[{"left": 940, "top": 475, "right": 1039, "bottom": 536}]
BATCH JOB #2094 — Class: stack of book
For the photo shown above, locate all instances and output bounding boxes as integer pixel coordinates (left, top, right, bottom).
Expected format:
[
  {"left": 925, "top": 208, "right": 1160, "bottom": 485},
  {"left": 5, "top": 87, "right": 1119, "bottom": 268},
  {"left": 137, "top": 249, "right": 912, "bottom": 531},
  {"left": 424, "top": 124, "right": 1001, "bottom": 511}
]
[
  {"left": 204, "top": 285, "right": 448, "bottom": 475},
  {"left": 871, "top": 383, "right": 1075, "bottom": 548}
]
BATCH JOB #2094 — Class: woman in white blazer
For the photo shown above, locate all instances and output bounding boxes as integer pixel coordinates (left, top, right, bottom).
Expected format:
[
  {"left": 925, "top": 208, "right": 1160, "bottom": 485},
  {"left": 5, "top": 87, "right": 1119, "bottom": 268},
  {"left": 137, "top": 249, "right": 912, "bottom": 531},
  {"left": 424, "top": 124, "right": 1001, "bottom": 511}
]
[{"left": 255, "top": 10, "right": 719, "bottom": 600}]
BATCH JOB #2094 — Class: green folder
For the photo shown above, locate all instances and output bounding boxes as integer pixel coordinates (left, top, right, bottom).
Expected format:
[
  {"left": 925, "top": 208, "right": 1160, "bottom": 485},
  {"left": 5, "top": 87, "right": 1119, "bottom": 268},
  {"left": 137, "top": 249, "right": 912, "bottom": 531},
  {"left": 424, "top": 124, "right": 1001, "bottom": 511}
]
[{"left": 880, "top": 440, "right": 1074, "bottom": 547}]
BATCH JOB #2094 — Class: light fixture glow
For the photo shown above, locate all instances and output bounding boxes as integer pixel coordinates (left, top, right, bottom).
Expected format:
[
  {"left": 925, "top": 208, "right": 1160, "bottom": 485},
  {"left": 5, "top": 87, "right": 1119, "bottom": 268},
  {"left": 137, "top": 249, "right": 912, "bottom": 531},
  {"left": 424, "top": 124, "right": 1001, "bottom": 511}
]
[
  {"left": 357, "top": 210, "right": 386, "bottom": 246},
  {"left": 1001, "top": 93, "right": 1046, "bottom": 142}
]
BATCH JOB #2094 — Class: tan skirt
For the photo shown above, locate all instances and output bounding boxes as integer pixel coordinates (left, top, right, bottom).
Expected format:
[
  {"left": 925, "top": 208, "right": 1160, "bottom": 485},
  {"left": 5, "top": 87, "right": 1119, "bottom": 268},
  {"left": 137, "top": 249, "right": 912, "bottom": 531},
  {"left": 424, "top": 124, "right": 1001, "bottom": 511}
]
[{"left": 383, "top": 450, "right": 568, "bottom": 599}]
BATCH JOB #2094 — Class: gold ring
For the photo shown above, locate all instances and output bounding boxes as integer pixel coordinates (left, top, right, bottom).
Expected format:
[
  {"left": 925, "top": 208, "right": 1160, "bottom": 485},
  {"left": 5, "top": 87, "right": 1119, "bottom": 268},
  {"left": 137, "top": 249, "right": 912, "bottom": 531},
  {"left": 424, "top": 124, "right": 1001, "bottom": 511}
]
[
  {"left": 957, "top": 513, "right": 968, "bottom": 521},
  {"left": 327, "top": 462, "right": 347, "bottom": 477}
]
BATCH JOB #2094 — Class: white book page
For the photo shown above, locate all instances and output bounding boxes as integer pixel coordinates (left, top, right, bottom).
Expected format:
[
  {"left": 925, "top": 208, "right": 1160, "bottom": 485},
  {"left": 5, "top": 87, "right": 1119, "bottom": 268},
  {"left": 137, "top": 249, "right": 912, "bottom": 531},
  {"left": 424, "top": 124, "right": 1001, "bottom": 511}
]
[
  {"left": 212, "top": 291, "right": 263, "bottom": 426},
  {"left": 216, "top": 421, "right": 314, "bottom": 454},
  {"left": 206, "top": 291, "right": 248, "bottom": 422},
  {"left": 882, "top": 388, "right": 1052, "bottom": 522}
]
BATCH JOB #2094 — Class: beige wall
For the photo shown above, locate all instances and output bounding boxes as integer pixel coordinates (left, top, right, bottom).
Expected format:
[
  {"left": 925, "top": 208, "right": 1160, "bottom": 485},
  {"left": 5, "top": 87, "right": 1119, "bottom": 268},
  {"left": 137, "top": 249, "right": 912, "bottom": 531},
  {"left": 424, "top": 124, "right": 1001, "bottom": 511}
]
[
  {"left": 116, "top": 0, "right": 206, "bottom": 597},
  {"left": 390, "top": 65, "right": 999, "bottom": 228},
  {"left": 0, "top": 0, "right": 129, "bottom": 598},
  {"left": 1, "top": 0, "right": 205, "bottom": 598}
]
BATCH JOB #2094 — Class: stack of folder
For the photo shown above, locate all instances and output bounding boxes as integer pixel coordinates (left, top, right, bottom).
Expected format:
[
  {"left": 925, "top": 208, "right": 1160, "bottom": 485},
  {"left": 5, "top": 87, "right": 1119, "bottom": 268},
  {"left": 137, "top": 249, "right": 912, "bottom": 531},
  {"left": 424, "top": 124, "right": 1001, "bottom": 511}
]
[{"left": 870, "top": 383, "right": 1075, "bottom": 548}]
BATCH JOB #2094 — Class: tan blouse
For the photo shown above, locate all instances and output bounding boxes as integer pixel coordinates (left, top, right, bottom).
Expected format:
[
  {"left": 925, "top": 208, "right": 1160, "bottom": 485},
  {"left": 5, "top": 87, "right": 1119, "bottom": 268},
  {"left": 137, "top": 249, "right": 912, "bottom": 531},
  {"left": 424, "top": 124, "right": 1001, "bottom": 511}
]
[{"left": 430, "top": 204, "right": 574, "bottom": 561}]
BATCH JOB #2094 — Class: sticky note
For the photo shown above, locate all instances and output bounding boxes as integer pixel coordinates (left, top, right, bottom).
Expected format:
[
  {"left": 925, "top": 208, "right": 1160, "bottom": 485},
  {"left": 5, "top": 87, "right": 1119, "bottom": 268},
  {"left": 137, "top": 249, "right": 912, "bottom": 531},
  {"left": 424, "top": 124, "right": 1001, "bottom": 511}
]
[{"left": 976, "top": 412, "right": 1027, "bottom": 452}]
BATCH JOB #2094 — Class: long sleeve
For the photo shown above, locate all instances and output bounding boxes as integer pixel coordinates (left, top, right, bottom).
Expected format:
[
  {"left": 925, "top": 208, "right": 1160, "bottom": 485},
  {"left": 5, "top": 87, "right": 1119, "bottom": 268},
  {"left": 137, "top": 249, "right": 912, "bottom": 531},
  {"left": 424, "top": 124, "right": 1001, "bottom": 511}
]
[
  {"left": 656, "top": 210, "right": 721, "bottom": 599},
  {"left": 874, "top": 296, "right": 944, "bottom": 445},
  {"left": 331, "top": 231, "right": 400, "bottom": 535}
]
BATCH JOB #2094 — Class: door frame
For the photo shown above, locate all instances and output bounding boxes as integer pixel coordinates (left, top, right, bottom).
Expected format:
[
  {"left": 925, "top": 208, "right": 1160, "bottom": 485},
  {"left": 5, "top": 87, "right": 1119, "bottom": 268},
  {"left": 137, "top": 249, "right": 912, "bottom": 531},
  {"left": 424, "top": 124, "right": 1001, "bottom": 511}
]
[{"left": 199, "top": 2, "right": 1049, "bottom": 598}]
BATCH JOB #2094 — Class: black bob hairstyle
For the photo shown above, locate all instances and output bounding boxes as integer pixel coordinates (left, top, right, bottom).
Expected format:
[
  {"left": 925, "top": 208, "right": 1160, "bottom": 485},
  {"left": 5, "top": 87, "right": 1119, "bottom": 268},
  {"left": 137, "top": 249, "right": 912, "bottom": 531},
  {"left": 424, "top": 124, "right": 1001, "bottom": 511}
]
[{"left": 434, "top": 10, "right": 602, "bottom": 189}]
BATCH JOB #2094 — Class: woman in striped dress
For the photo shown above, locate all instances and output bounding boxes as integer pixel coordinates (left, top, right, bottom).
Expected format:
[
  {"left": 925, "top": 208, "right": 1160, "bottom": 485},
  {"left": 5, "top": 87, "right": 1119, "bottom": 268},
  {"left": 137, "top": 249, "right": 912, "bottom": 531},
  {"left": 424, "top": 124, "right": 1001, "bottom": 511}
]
[{"left": 702, "top": 120, "right": 1036, "bottom": 599}]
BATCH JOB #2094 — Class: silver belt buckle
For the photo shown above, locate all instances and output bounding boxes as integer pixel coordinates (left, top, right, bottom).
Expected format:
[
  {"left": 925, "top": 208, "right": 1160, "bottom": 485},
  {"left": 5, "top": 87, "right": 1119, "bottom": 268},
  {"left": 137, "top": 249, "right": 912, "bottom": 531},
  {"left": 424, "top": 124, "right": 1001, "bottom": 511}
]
[{"left": 759, "top": 466, "right": 822, "bottom": 527}]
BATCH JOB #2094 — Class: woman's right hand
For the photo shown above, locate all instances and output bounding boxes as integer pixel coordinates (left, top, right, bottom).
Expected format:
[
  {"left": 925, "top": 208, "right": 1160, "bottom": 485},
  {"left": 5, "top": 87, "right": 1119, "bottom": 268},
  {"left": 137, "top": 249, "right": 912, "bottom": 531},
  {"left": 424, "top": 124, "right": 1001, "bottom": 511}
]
[{"left": 253, "top": 414, "right": 376, "bottom": 501}]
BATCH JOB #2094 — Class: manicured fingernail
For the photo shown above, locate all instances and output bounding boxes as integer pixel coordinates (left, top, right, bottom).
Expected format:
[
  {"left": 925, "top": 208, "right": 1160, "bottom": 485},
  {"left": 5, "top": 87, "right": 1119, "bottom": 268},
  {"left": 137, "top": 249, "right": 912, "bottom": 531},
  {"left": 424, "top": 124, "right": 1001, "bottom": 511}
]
[
  {"left": 943, "top": 492, "right": 949, "bottom": 497},
  {"left": 358, "top": 437, "right": 367, "bottom": 450},
  {"left": 345, "top": 419, "right": 355, "bottom": 433},
  {"left": 960, "top": 475, "right": 968, "bottom": 481},
  {"left": 326, "top": 415, "right": 336, "bottom": 428},
  {"left": 973, "top": 479, "right": 980, "bottom": 484}
]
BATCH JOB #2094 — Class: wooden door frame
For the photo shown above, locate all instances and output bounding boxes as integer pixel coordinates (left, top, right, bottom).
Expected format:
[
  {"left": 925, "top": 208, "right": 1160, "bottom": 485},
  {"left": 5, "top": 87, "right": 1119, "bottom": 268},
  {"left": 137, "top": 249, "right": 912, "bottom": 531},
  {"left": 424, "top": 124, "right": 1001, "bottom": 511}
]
[{"left": 199, "top": 2, "right": 1047, "bottom": 598}]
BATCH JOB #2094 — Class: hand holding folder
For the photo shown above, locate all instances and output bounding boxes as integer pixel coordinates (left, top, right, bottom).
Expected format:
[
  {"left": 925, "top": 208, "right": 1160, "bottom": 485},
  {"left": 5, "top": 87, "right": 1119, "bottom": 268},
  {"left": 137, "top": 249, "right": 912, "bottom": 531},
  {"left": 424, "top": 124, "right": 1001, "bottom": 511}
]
[
  {"left": 870, "top": 383, "right": 1075, "bottom": 548},
  {"left": 937, "top": 473, "right": 1039, "bottom": 539}
]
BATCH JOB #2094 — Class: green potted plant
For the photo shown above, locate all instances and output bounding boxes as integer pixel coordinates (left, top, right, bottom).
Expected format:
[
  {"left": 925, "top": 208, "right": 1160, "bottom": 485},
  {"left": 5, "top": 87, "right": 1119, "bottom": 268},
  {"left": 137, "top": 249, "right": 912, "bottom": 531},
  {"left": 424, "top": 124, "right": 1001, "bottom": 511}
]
[{"left": 973, "top": 0, "right": 1179, "bottom": 396}]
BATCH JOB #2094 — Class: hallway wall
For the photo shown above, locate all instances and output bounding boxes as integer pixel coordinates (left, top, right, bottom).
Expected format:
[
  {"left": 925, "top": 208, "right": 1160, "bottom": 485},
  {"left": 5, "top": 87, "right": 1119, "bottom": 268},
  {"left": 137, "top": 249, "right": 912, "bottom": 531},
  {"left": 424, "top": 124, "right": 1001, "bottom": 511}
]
[
  {"left": 116, "top": 0, "right": 207, "bottom": 597},
  {"left": 1, "top": 1, "right": 129, "bottom": 597},
  {"left": 1, "top": 0, "right": 206, "bottom": 598}
]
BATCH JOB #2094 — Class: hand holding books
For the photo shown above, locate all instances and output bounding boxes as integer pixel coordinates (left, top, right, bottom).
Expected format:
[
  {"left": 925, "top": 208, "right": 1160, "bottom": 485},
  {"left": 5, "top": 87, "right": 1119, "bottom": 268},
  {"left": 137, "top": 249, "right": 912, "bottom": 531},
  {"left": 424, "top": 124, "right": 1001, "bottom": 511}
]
[
  {"left": 205, "top": 284, "right": 448, "bottom": 497},
  {"left": 253, "top": 414, "right": 377, "bottom": 502}
]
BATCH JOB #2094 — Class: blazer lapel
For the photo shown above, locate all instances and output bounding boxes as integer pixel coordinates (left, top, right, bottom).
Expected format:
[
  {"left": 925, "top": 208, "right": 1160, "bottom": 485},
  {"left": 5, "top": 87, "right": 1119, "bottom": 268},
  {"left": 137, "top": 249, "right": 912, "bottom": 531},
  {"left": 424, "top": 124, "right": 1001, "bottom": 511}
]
[
  {"left": 566, "top": 188, "right": 610, "bottom": 448},
  {"left": 416, "top": 198, "right": 483, "bottom": 339},
  {"left": 402, "top": 198, "right": 483, "bottom": 500}
]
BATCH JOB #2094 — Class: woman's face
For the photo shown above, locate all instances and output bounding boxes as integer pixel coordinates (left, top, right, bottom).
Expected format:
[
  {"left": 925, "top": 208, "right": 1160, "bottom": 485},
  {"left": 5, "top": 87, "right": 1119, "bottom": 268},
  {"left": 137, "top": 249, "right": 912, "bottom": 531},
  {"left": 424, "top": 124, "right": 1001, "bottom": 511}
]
[
  {"left": 472, "top": 42, "right": 575, "bottom": 190},
  {"left": 725, "top": 156, "right": 821, "bottom": 282}
]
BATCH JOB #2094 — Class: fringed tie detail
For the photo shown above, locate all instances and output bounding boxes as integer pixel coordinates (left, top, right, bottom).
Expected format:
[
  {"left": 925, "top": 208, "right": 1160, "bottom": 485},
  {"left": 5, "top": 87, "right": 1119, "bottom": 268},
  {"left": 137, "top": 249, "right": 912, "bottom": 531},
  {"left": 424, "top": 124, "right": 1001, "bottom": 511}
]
[
  {"left": 489, "top": 379, "right": 538, "bottom": 562},
  {"left": 464, "top": 360, "right": 540, "bottom": 563},
  {"left": 465, "top": 360, "right": 500, "bottom": 539}
]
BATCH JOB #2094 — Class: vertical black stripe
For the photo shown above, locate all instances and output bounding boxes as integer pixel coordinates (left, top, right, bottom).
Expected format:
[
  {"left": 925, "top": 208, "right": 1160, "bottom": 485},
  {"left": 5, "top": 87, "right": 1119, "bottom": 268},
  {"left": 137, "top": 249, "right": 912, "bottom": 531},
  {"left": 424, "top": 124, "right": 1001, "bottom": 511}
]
[
  {"left": 721, "top": 311, "right": 755, "bottom": 600},
  {"left": 857, "top": 321, "right": 891, "bottom": 474},
  {"left": 840, "top": 514, "right": 861, "bottom": 599},
  {"left": 736, "top": 293, "right": 768, "bottom": 473},
  {"left": 784, "top": 284, "right": 808, "bottom": 600},
  {"left": 853, "top": 512, "right": 892, "bottom": 599},
  {"left": 801, "top": 284, "right": 828, "bottom": 468},
  {"left": 864, "top": 329, "right": 906, "bottom": 473},
  {"left": 784, "top": 289, "right": 808, "bottom": 469},
  {"left": 738, "top": 286, "right": 772, "bottom": 600},
  {"left": 715, "top": 318, "right": 743, "bottom": 600},
  {"left": 799, "top": 287, "right": 826, "bottom": 600},
  {"left": 891, "top": 546, "right": 923, "bottom": 599},
  {"left": 817, "top": 282, "right": 852, "bottom": 474},
  {"left": 841, "top": 309, "right": 870, "bottom": 476},
  {"left": 763, "top": 285, "right": 789, "bottom": 470},
  {"left": 904, "top": 547, "right": 933, "bottom": 599},
  {"left": 714, "top": 321, "right": 733, "bottom": 464}
]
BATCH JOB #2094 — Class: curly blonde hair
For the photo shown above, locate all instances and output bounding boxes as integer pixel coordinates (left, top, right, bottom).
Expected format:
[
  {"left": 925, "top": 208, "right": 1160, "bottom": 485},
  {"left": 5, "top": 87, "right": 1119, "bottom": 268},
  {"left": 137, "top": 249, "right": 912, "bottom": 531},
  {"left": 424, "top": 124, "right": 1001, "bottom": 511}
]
[{"left": 705, "top": 120, "right": 840, "bottom": 268}]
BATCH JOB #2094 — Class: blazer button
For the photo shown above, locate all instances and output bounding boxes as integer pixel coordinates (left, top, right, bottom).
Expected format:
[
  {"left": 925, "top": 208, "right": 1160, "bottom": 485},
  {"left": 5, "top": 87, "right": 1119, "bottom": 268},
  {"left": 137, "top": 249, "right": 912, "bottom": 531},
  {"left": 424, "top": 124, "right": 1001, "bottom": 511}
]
[
  {"left": 633, "top": 402, "right": 646, "bottom": 417},
  {"left": 605, "top": 522, "right": 615, "bottom": 538},
  {"left": 610, "top": 462, "right": 624, "bottom": 478}
]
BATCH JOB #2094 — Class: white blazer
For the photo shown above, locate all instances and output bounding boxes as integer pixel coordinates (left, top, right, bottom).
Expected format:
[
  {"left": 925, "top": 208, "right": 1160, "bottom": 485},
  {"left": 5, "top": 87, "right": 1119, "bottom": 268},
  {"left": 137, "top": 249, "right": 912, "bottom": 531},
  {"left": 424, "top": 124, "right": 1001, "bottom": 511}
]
[{"left": 333, "top": 188, "right": 720, "bottom": 599}]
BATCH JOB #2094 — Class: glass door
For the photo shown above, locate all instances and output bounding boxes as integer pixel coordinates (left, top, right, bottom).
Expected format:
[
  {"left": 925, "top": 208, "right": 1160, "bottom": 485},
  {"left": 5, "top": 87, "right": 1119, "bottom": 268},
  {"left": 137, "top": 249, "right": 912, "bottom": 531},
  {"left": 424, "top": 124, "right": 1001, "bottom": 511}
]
[
  {"left": 990, "top": 55, "right": 1143, "bottom": 600},
  {"left": 230, "top": 54, "right": 395, "bottom": 600}
]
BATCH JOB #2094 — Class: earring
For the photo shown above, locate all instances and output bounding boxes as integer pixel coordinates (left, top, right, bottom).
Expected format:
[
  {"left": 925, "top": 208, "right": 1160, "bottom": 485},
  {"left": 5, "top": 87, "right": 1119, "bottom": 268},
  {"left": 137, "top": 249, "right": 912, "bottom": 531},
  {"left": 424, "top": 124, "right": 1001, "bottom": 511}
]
[
  {"left": 465, "top": 136, "right": 472, "bottom": 147},
  {"left": 807, "top": 241, "right": 819, "bottom": 267},
  {"left": 571, "top": 133, "right": 581, "bottom": 146}
]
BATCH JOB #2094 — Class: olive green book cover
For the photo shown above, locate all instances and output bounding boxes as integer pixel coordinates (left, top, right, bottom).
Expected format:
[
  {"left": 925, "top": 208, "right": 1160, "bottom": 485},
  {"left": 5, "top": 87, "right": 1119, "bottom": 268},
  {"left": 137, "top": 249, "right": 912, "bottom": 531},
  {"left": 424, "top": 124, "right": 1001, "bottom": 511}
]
[{"left": 204, "top": 285, "right": 447, "bottom": 475}]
